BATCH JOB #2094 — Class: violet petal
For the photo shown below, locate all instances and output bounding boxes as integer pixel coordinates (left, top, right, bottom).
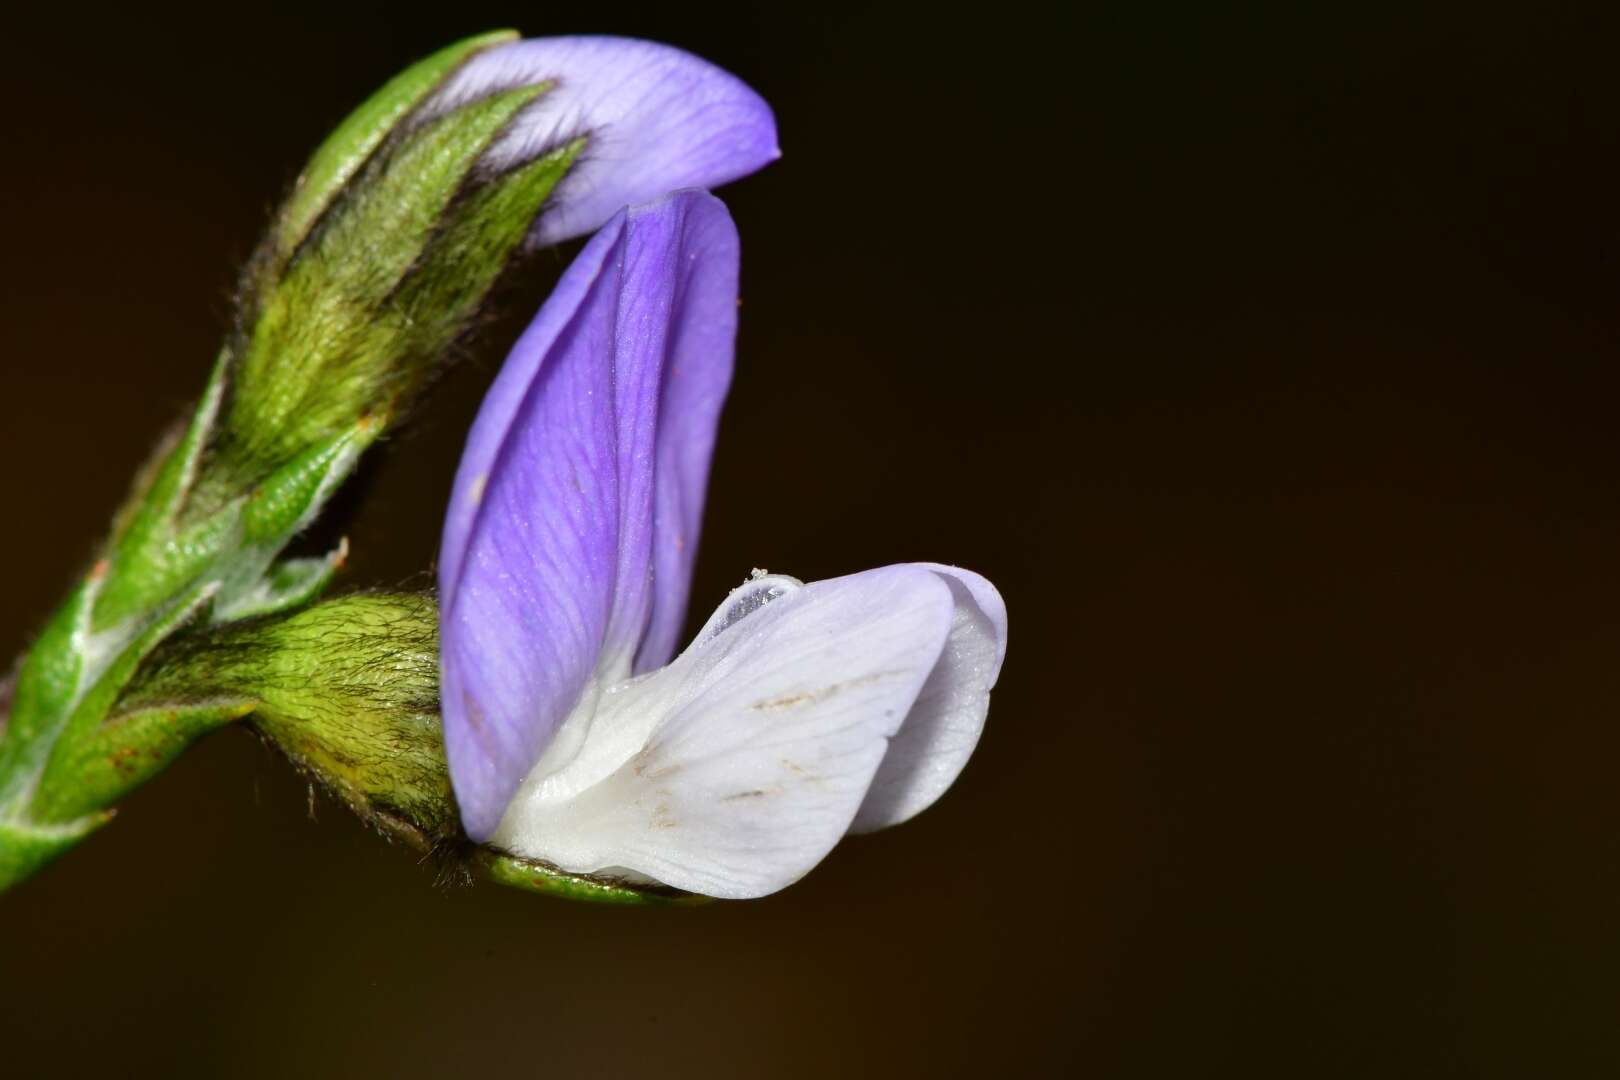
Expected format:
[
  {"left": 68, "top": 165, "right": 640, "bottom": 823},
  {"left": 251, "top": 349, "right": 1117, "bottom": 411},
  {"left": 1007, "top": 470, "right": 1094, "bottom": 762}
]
[
  {"left": 424, "top": 36, "right": 779, "bottom": 248},
  {"left": 439, "top": 190, "right": 740, "bottom": 840}
]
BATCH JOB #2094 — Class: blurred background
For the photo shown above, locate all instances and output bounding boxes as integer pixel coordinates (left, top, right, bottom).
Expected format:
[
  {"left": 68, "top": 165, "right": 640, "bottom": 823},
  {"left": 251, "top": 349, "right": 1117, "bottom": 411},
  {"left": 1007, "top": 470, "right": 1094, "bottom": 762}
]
[{"left": 4, "top": 3, "right": 1619, "bottom": 1076}]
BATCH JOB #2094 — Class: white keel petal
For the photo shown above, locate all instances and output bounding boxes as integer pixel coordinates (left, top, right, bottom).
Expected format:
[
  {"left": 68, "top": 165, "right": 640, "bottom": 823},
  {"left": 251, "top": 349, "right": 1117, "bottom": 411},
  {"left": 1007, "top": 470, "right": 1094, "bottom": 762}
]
[
  {"left": 851, "top": 565, "right": 1008, "bottom": 832},
  {"left": 493, "top": 565, "right": 953, "bottom": 897}
]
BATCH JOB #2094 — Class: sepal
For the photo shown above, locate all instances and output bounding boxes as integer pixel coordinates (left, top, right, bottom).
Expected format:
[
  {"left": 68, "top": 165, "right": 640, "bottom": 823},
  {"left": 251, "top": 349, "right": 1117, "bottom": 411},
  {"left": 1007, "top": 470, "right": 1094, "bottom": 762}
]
[
  {"left": 116, "top": 593, "right": 454, "bottom": 848},
  {"left": 472, "top": 848, "right": 707, "bottom": 906},
  {"left": 273, "top": 30, "right": 520, "bottom": 262}
]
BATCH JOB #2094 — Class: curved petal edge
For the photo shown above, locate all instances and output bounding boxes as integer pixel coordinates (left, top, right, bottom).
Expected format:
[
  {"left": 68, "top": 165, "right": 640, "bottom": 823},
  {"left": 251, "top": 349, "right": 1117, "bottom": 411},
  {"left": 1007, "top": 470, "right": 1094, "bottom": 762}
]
[
  {"left": 489, "top": 566, "right": 956, "bottom": 897},
  {"left": 426, "top": 36, "right": 780, "bottom": 247},
  {"left": 851, "top": 563, "right": 1008, "bottom": 832}
]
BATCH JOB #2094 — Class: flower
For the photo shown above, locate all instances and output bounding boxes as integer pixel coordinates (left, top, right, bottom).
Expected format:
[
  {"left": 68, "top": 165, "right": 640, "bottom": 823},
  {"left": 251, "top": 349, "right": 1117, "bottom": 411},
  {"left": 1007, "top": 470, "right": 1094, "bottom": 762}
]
[
  {"left": 219, "top": 31, "right": 779, "bottom": 503},
  {"left": 438, "top": 190, "right": 1007, "bottom": 899}
]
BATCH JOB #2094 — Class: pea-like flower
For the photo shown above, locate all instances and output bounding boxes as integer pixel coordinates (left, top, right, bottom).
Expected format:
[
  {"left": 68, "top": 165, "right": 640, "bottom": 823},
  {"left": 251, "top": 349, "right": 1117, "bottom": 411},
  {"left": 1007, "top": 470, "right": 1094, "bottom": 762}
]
[{"left": 439, "top": 190, "right": 1007, "bottom": 899}]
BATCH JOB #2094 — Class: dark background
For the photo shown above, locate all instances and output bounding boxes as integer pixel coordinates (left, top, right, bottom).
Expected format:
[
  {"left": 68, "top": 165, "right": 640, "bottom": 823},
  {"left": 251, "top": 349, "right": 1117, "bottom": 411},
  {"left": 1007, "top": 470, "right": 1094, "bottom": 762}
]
[{"left": 4, "top": 3, "right": 1619, "bottom": 1076}]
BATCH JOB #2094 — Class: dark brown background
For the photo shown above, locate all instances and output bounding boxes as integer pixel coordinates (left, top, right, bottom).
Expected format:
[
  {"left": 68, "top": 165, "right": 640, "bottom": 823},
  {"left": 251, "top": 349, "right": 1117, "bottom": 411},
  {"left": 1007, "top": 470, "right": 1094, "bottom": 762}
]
[{"left": 4, "top": 3, "right": 1619, "bottom": 1076}]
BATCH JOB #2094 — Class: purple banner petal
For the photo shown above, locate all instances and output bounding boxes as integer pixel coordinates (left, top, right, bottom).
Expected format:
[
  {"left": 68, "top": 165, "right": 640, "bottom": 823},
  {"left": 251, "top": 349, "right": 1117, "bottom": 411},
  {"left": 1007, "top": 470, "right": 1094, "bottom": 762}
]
[
  {"left": 425, "top": 36, "right": 779, "bottom": 248},
  {"left": 440, "top": 190, "right": 740, "bottom": 840}
]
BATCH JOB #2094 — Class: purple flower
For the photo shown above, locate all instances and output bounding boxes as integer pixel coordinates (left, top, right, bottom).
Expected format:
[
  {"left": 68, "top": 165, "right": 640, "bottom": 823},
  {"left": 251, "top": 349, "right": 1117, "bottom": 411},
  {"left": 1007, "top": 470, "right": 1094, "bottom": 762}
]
[
  {"left": 439, "top": 191, "right": 1007, "bottom": 899},
  {"left": 420, "top": 35, "right": 780, "bottom": 247}
]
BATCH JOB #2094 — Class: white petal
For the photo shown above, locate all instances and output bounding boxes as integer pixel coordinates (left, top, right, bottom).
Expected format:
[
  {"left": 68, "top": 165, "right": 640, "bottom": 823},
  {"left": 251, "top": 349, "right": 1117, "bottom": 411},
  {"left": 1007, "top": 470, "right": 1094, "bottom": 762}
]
[
  {"left": 498, "top": 574, "right": 805, "bottom": 808},
  {"left": 490, "top": 566, "right": 953, "bottom": 898},
  {"left": 693, "top": 572, "right": 803, "bottom": 644},
  {"left": 851, "top": 564, "right": 1008, "bottom": 832}
]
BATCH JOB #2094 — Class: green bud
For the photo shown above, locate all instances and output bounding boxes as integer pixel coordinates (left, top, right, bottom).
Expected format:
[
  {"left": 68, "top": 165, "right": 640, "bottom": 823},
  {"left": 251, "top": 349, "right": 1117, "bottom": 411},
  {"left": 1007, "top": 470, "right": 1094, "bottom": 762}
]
[{"left": 204, "top": 33, "right": 578, "bottom": 508}]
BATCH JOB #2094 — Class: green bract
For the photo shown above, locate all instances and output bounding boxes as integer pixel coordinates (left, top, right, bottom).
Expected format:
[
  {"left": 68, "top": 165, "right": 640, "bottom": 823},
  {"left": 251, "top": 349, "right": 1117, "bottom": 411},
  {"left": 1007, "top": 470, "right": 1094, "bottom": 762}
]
[{"left": 112, "top": 593, "right": 450, "bottom": 846}]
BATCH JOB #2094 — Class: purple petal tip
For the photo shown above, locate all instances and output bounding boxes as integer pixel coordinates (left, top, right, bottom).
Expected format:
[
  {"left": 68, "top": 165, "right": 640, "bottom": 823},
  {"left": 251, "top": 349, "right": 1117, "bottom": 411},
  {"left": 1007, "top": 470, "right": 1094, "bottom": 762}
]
[{"left": 427, "top": 36, "right": 779, "bottom": 248}]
